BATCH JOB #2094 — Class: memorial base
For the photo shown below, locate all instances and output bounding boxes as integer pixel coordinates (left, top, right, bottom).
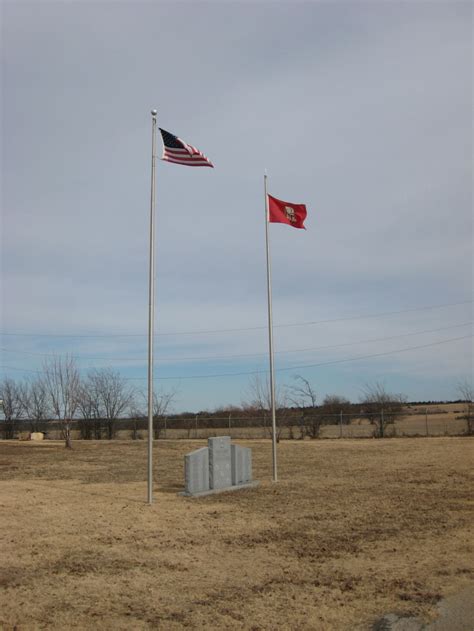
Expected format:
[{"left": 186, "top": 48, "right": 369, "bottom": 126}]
[{"left": 179, "top": 480, "right": 259, "bottom": 498}]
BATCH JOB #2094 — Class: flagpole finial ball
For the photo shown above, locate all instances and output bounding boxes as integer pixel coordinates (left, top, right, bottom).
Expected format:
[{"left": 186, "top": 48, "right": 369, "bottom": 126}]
[{"left": 151, "top": 109, "right": 157, "bottom": 116}]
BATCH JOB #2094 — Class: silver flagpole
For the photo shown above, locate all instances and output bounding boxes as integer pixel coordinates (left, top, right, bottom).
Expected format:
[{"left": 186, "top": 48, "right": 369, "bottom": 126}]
[
  {"left": 147, "top": 109, "right": 157, "bottom": 504},
  {"left": 264, "top": 172, "right": 278, "bottom": 482}
]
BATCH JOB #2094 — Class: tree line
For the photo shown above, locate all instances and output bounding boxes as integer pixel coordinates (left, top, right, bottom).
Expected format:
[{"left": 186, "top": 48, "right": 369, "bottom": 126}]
[
  {"left": 1, "top": 358, "right": 472, "bottom": 446},
  {"left": 0, "top": 356, "right": 175, "bottom": 447}
]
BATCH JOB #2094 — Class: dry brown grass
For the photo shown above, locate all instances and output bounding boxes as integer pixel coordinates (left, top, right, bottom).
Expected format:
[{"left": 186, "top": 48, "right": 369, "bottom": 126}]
[{"left": 0, "top": 437, "right": 472, "bottom": 630}]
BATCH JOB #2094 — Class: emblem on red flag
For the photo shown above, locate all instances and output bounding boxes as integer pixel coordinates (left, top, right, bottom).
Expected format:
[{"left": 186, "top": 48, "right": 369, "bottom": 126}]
[{"left": 268, "top": 195, "right": 307, "bottom": 229}]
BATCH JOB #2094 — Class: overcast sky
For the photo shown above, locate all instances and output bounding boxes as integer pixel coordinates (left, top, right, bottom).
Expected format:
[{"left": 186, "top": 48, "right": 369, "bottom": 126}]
[{"left": 1, "top": 0, "right": 472, "bottom": 412}]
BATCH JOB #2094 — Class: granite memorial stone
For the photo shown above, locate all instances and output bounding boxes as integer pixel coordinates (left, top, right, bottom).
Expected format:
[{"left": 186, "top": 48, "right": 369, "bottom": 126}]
[
  {"left": 208, "top": 436, "right": 232, "bottom": 490},
  {"left": 181, "top": 437, "right": 258, "bottom": 497},
  {"left": 184, "top": 446, "right": 210, "bottom": 495},
  {"left": 231, "top": 444, "right": 252, "bottom": 486}
]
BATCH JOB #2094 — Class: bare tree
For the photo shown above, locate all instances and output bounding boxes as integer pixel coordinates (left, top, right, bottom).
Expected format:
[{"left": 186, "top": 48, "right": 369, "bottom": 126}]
[
  {"left": 0, "top": 378, "right": 25, "bottom": 439},
  {"left": 359, "top": 382, "right": 406, "bottom": 438},
  {"left": 135, "top": 387, "right": 178, "bottom": 439},
  {"left": 243, "top": 374, "right": 289, "bottom": 442},
  {"left": 319, "top": 395, "right": 352, "bottom": 422},
  {"left": 152, "top": 388, "right": 177, "bottom": 439},
  {"left": 87, "top": 368, "right": 133, "bottom": 439},
  {"left": 457, "top": 379, "right": 473, "bottom": 435},
  {"left": 76, "top": 380, "right": 102, "bottom": 440},
  {"left": 289, "top": 375, "right": 317, "bottom": 408},
  {"left": 43, "top": 356, "right": 80, "bottom": 448},
  {"left": 288, "top": 375, "right": 318, "bottom": 438},
  {"left": 128, "top": 398, "right": 144, "bottom": 440},
  {"left": 21, "top": 378, "right": 50, "bottom": 433}
]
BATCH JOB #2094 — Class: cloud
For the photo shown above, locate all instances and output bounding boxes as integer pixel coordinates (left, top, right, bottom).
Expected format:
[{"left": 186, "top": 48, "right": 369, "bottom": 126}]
[{"left": 2, "top": 1, "right": 472, "bottom": 409}]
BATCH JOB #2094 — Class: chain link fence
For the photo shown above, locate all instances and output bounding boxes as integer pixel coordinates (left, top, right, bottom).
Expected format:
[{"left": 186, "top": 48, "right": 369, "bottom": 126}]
[{"left": 3, "top": 407, "right": 471, "bottom": 440}]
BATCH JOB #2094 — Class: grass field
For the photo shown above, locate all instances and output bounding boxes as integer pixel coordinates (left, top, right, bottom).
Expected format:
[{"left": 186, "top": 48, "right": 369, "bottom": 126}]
[
  {"left": 0, "top": 437, "right": 472, "bottom": 630},
  {"left": 20, "top": 402, "right": 470, "bottom": 442}
]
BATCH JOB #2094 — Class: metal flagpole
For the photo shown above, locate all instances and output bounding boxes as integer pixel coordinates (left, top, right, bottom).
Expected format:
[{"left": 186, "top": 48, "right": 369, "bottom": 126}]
[
  {"left": 147, "top": 109, "right": 157, "bottom": 504},
  {"left": 264, "top": 172, "right": 278, "bottom": 482}
]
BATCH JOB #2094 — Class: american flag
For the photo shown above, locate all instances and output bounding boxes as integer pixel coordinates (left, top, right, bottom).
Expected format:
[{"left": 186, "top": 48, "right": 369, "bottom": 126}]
[{"left": 159, "top": 128, "right": 214, "bottom": 168}]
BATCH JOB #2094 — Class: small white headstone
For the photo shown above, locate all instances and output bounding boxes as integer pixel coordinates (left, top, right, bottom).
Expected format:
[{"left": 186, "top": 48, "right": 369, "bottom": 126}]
[{"left": 30, "top": 432, "right": 44, "bottom": 441}]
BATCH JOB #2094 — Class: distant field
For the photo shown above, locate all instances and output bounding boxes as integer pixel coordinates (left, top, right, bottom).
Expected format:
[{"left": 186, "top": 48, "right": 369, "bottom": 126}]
[
  {"left": 125, "top": 402, "right": 470, "bottom": 440},
  {"left": 0, "top": 437, "right": 472, "bottom": 630},
  {"left": 17, "top": 402, "right": 469, "bottom": 441}
]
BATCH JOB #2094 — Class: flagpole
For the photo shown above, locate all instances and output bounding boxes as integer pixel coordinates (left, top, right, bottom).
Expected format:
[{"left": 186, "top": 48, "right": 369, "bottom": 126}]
[
  {"left": 264, "top": 172, "right": 278, "bottom": 482},
  {"left": 147, "top": 109, "right": 157, "bottom": 504}
]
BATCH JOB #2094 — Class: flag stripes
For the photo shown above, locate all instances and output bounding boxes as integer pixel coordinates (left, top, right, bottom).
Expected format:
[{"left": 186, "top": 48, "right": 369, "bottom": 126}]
[{"left": 159, "top": 128, "right": 214, "bottom": 168}]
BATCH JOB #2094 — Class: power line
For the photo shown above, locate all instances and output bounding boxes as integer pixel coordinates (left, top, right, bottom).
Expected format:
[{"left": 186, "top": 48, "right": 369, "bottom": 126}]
[
  {"left": 0, "top": 299, "right": 471, "bottom": 339},
  {"left": 276, "top": 335, "right": 472, "bottom": 375},
  {"left": 1, "top": 321, "right": 471, "bottom": 362},
  {"left": 146, "top": 335, "right": 473, "bottom": 381},
  {"left": 4, "top": 334, "right": 468, "bottom": 380},
  {"left": 1, "top": 365, "right": 42, "bottom": 374},
  {"left": 142, "top": 334, "right": 471, "bottom": 380}
]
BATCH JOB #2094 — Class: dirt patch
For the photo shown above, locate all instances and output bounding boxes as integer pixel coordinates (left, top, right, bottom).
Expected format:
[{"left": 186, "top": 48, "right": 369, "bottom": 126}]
[
  {"left": 0, "top": 437, "right": 472, "bottom": 629},
  {"left": 372, "top": 585, "right": 474, "bottom": 630}
]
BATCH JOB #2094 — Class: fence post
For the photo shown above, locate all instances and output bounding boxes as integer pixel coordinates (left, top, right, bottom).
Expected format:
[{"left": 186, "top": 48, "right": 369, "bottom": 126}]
[
  {"left": 195, "top": 414, "right": 198, "bottom": 438},
  {"left": 228, "top": 413, "right": 231, "bottom": 430},
  {"left": 381, "top": 408, "right": 384, "bottom": 438},
  {"left": 339, "top": 410, "right": 343, "bottom": 438},
  {"left": 425, "top": 408, "right": 428, "bottom": 437}
]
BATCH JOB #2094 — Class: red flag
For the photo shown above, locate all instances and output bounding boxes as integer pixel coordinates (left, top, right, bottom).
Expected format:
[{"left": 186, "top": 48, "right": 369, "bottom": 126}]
[{"left": 268, "top": 194, "right": 307, "bottom": 229}]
